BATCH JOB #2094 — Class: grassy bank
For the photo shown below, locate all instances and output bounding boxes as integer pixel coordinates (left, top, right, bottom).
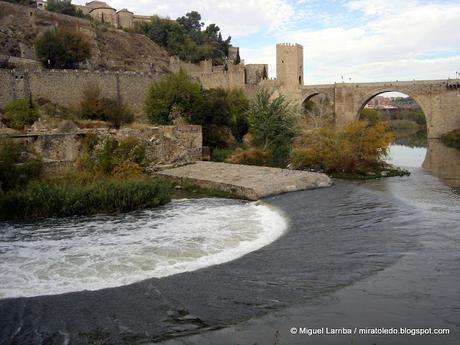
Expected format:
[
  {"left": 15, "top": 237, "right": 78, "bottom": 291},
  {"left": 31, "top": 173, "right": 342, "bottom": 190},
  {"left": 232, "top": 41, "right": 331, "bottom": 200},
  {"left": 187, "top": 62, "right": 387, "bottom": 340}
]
[{"left": 0, "top": 177, "right": 171, "bottom": 220}]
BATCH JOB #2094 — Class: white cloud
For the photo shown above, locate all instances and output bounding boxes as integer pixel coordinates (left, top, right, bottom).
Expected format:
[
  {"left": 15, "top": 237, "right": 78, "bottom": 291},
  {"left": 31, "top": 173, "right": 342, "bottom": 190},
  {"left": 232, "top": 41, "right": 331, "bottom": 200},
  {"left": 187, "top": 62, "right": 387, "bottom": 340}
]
[
  {"left": 73, "top": 0, "right": 295, "bottom": 37},
  {"left": 309, "top": 55, "right": 460, "bottom": 84},
  {"left": 74, "top": 0, "right": 460, "bottom": 84},
  {"left": 346, "top": 0, "right": 419, "bottom": 16},
  {"left": 245, "top": 1, "right": 460, "bottom": 83}
]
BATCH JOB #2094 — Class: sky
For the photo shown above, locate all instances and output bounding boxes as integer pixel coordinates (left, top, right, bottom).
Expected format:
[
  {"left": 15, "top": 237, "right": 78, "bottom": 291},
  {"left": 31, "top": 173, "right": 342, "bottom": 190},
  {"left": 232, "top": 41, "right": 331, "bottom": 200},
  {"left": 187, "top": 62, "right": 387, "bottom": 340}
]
[{"left": 74, "top": 0, "right": 460, "bottom": 85}]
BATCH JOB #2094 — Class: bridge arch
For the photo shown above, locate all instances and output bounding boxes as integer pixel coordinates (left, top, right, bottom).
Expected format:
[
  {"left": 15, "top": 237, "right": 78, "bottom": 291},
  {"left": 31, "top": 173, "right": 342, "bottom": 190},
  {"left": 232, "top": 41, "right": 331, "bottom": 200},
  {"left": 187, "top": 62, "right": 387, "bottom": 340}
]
[
  {"left": 356, "top": 89, "right": 427, "bottom": 118},
  {"left": 301, "top": 89, "right": 335, "bottom": 121},
  {"left": 354, "top": 88, "right": 432, "bottom": 137},
  {"left": 302, "top": 92, "right": 335, "bottom": 125}
]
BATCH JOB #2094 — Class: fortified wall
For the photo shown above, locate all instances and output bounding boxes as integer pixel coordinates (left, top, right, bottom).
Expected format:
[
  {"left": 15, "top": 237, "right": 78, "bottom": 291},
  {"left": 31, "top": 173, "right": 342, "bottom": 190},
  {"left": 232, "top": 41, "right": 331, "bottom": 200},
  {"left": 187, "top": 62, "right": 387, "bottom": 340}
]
[
  {"left": 169, "top": 57, "right": 247, "bottom": 90},
  {"left": 0, "top": 69, "right": 162, "bottom": 112},
  {"left": 0, "top": 59, "right": 270, "bottom": 111}
]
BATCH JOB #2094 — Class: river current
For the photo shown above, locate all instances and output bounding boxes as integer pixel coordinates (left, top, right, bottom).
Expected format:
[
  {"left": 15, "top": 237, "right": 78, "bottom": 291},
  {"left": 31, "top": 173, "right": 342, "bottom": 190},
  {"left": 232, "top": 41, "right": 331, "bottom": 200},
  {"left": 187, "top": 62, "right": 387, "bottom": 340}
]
[
  {"left": 0, "top": 139, "right": 459, "bottom": 345},
  {"left": 0, "top": 199, "right": 287, "bottom": 298}
]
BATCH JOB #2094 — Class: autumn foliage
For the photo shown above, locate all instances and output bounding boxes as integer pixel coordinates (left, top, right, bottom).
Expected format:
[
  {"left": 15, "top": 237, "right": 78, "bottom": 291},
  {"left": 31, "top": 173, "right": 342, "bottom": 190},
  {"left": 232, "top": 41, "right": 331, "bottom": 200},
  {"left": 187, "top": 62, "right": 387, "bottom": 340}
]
[{"left": 290, "top": 120, "right": 395, "bottom": 174}]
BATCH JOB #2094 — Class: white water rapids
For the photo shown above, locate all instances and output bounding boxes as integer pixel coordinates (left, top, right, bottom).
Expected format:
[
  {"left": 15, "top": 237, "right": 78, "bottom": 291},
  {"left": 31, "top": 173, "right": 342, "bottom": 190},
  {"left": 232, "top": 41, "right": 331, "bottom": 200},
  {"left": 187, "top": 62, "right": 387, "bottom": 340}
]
[{"left": 0, "top": 198, "right": 288, "bottom": 299}]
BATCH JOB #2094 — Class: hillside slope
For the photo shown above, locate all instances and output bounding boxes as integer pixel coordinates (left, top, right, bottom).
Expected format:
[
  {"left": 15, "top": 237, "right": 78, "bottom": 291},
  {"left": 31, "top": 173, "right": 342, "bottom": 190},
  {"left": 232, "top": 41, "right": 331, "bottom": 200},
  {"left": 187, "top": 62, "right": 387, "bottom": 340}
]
[{"left": 0, "top": 1, "right": 171, "bottom": 73}]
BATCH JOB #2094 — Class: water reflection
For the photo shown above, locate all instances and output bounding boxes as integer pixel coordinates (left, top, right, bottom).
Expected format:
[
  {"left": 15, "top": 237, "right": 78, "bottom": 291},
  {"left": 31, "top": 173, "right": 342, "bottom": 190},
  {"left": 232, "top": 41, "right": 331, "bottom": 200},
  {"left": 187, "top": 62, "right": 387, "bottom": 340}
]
[
  {"left": 423, "top": 139, "right": 460, "bottom": 190},
  {"left": 387, "top": 145, "right": 426, "bottom": 167}
]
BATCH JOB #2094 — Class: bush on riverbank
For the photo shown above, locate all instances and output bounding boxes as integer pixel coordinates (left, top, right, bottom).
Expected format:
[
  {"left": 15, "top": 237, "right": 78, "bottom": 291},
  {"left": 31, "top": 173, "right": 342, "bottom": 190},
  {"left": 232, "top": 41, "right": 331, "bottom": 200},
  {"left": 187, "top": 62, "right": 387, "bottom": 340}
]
[
  {"left": 78, "top": 134, "right": 147, "bottom": 177},
  {"left": 0, "top": 177, "right": 171, "bottom": 220},
  {"left": 290, "top": 120, "right": 395, "bottom": 175},
  {"left": 441, "top": 129, "right": 460, "bottom": 151}
]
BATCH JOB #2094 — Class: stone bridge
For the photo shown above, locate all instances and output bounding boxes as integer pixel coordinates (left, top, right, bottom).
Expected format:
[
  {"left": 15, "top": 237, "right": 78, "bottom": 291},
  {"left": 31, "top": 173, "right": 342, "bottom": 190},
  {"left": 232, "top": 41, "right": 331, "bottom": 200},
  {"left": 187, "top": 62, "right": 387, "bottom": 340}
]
[
  {"left": 298, "top": 79, "right": 460, "bottom": 138},
  {"left": 270, "top": 43, "right": 460, "bottom": 139}
]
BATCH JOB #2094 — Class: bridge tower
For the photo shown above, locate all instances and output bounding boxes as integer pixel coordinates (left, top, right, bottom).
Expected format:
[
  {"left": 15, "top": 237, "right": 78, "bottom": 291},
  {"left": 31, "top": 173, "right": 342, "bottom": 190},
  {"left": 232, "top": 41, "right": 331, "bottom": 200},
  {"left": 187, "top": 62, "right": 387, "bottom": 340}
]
[{"left": 276, "top": 43, "right": 304, "bottom": 87}]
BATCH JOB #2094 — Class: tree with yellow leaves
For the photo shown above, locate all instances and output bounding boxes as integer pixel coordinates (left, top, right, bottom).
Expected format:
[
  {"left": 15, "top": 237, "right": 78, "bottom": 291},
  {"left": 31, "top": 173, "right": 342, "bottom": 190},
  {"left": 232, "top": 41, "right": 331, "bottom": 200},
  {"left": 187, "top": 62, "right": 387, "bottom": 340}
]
[{"left": 290, "top": 120, "right": 395, "bottom": 174}]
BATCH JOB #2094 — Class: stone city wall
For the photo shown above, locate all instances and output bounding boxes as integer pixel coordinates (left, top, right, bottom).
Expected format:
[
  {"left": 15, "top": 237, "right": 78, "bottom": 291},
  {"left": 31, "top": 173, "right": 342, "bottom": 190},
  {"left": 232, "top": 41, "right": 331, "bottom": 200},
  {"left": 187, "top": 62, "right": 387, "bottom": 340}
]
[
  {"left": 0, "top": 61, "right": 251, "bottom": 113},
  {"left": 0, "top": 69, "right": 163, "bottom": 112}
]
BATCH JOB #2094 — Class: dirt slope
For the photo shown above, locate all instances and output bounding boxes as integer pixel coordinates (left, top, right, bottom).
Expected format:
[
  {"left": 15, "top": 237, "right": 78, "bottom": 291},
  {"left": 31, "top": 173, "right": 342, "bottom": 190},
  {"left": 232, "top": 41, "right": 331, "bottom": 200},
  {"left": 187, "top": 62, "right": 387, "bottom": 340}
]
[{"left": 0, "top": 1, "right": 171, "bottom": 73}]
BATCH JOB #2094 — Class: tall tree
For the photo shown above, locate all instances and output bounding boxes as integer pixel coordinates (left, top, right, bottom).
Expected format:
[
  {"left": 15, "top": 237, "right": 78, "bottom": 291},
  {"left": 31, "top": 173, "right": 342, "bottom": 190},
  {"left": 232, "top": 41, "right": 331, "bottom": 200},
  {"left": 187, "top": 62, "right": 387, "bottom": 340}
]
[{"left": 177, "top": 11, "right": 204, "bottom": 43}]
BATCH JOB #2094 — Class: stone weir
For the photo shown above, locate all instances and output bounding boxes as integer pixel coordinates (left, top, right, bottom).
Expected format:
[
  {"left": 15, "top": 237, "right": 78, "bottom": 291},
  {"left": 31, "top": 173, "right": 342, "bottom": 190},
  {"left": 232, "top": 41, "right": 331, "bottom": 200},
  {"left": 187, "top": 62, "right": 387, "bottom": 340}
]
[{"left": 156, "top": 161, "right": 332, "bottom": 200}]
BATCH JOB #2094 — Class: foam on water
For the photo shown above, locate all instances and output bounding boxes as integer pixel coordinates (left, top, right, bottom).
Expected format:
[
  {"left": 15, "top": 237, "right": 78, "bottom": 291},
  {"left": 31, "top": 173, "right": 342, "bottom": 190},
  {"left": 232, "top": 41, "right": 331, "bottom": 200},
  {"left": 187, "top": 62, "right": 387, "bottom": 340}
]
[{"left": 0, "top": 198, "right": 288, "bottom": 299}]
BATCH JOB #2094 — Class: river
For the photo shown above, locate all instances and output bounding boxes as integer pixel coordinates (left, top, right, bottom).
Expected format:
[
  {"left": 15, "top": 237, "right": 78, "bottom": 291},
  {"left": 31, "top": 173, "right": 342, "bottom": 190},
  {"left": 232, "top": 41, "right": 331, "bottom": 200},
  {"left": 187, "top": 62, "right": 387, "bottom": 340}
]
[{"left": 0, "top": 139, "right": 459, "bottom": 345}]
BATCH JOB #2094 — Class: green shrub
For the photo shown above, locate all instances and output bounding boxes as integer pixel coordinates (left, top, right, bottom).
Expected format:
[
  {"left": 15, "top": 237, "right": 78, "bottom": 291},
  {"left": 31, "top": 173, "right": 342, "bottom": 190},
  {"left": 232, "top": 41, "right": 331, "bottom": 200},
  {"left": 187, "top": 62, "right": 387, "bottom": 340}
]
[
  {"left": 3, "top": 98, "right": 40, "bottom": 129},
  {"left": 35, "top": 29, "right": 91, "bottom": 69},
  {"left": 0, "top": 139, "right": 42, "bottom": 191},
  {"left": 79, "top": 136, "right": 147, "bottom": 176},
  {"left": 190, "top": 88, "right": 250, "bottom": 148},
  {"left": 360, "top": 108, "right": 380, "bottom": 126},
  {"left": 247, "top": 88, "right": 298, "bottom": 150},
  {"left": 103, "top": 99, "right": 134, "bottom": 129},
  {"left": 79, "top": 83, "right": 105, "bottom": 119},
  {"left": 144, "top": 71, "right": 202, "bottom": 125},
  {"left": 144, "top": 73, "right": 249, "bottom": 148},
  {"left": 269, "top": 144, "right": 291, "bottom": 168},
  {"left": 0, "top": 178, "right": 171, "bottom": 220},
  {"left": 211, "top": 147, "right": 234, "bottom": 162},
  {"left": 441, "top": 129, "right": 460, "bottom": 150},
  {"left": 79, "top": 83, "right": 134, "bottom": 128}
]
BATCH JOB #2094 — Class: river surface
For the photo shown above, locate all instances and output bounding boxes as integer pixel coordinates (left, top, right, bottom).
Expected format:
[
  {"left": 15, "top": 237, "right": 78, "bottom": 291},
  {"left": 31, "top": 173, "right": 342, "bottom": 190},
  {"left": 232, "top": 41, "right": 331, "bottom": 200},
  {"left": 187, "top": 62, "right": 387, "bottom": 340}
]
[
  {"left": 0, "top": 199, "right": 287, "bottom": 299},
  {"left": 0, "top": 140, "right": 459, "bottom": 345}
]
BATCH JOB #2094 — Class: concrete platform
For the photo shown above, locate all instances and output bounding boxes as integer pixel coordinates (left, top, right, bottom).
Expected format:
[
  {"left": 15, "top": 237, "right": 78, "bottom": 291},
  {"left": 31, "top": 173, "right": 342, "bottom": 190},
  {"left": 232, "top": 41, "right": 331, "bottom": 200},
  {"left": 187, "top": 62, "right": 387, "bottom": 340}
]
[{"left": 156, "top": 161, "right": 332, "bottom": 200}]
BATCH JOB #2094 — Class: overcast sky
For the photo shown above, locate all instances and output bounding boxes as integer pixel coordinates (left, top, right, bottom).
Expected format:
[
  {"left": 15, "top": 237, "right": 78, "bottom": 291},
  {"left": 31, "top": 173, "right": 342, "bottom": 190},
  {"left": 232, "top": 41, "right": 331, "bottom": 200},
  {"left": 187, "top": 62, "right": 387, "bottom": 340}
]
[{"left": 74, "top": 0, "right": 460, "bottom": 85}]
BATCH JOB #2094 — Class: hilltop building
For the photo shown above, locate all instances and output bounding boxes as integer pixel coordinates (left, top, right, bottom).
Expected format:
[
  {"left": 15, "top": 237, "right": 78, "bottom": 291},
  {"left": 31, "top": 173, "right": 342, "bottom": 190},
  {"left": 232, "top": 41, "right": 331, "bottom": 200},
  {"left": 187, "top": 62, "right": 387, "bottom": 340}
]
[{"left": 36, "top": 1, "right": 151, "bottom": 29}]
